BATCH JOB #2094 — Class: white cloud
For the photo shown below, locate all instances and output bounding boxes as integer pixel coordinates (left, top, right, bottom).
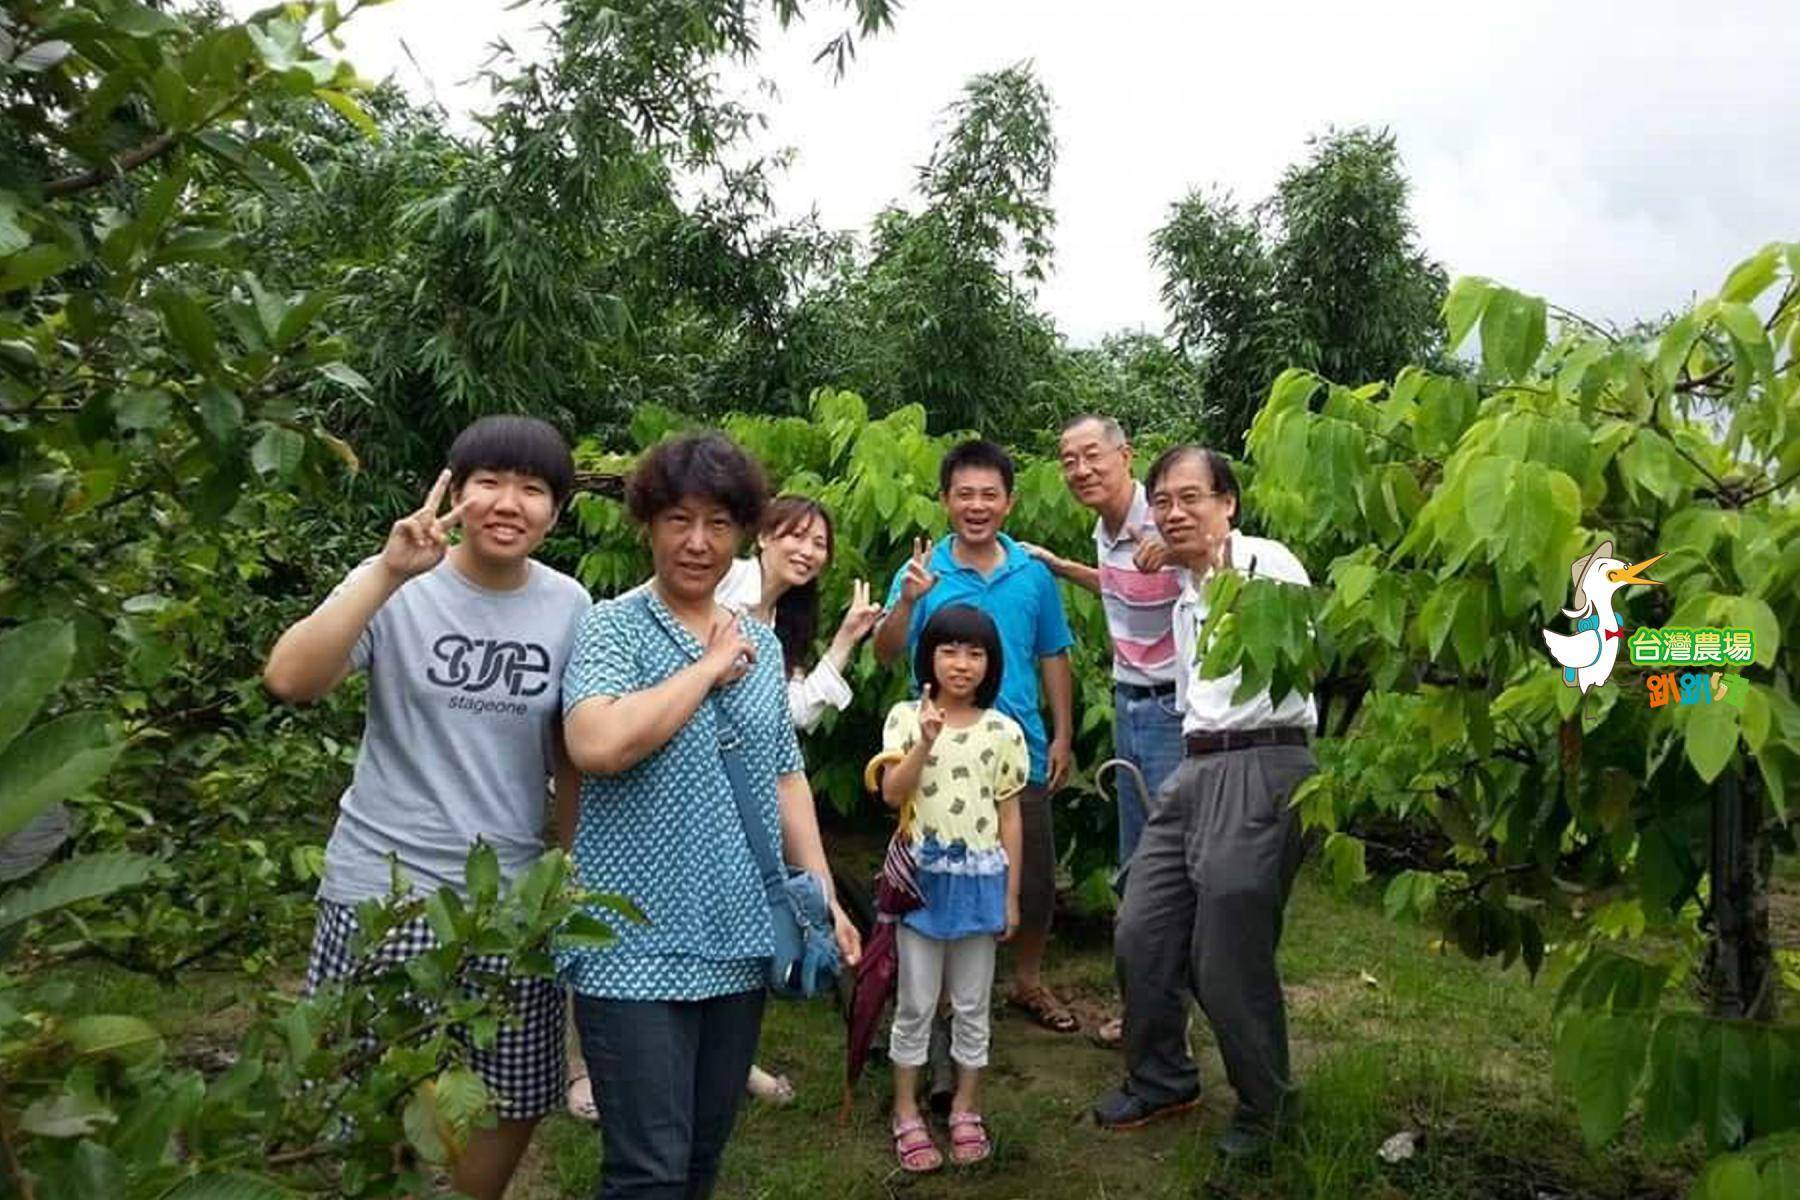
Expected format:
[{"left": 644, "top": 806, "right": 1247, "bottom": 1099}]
[{"left": 303, "top": 0, "right": 1800, "bottom": 342}]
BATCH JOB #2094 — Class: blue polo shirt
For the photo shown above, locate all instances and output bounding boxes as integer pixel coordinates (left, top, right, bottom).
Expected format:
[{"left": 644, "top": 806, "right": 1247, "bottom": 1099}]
[{"left": 884, "top": 533, "right": 1074, "bottom": 785}]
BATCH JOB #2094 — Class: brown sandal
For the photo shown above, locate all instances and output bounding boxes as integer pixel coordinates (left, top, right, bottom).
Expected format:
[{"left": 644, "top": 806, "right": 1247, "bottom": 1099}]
[{"left": 1007, "top": 985, "right": 1079, "bottom": 1033}]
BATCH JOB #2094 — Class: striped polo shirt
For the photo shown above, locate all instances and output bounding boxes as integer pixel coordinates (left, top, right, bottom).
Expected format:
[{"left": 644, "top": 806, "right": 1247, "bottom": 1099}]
[{"left": 1096, "top": 483, "right": 1182, "bottom": 688}]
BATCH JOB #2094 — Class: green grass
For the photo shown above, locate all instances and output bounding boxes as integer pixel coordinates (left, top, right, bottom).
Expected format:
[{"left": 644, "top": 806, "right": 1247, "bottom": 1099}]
[
  {"left": 39, "top": 861, "right": 1730, "bottom": 1198},
  {"left": 513, "top": 869, "right": 1703, "bottom": 1199}
]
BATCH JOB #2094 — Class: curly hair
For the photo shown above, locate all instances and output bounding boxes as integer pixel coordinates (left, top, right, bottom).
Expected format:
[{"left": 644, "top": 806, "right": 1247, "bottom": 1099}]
[{"left": 625, "top": 431, "right": 768, "bottom": 529}]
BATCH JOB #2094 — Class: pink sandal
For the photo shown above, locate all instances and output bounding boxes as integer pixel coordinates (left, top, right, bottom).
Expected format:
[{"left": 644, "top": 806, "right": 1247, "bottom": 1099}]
[
  {"left": 948, "top": 1111, "right": 992, "bottom": 1164},
  {"left": 892, "top": 1115, "right": 942, "bottom": 1173}
]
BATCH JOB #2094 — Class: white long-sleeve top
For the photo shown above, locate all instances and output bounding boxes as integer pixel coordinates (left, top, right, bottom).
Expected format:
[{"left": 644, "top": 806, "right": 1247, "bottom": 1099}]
[{"left": 713, "top": 559, "right": 854, "bottom": 731}]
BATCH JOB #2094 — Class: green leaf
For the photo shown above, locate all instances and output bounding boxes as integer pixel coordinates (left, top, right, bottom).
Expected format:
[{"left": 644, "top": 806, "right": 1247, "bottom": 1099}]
[
  {"left": 319, "top": 361, "right": 372, "bottom": 395},
  {"left": 1572, "top": 1013, "right": 1651, "bottom": 1148},
  {"left": 1451, "top": 582, "right": 1490, "bottom": 671},
  {"left": 114, "top": 388, "right": 174, "bottom": 432},
  {"left": 19, "top": 1090, "right": 114, "bottom": 1138},
  {"left": 60, "top": 1140, "right": 124, "bottom": 1200},
  {"left": 318, "top": 89, "right": 379, "bottom": 139},
  {"left": 249, "top": 138, "right": 319, "bottom": 191},
  {"left": 197, "top": 384, "right": 243, "bottom": 445},
  {"left": 1760, "top": 1153, "right": 1800, "bottom": 1200},
  {"left": 0, "top": 242, "right": 79, "bottom": 292},
  {"left": 1719, "top": 244, "right": 1781, "bottom": 304},
  {"left": 1685, "top": 704, "right": 1740, "bottom": 784},
  {"left": 0, "top": 190, "right": 29, "bottom": 255},
  {"left": 0, "top": 620, "right": 75, "bottom": 756},
  {"left": 0, "top": 713, "right": 123, "bottom": 841},
  {"left": 274, "top": 290, "right": 329, "bottom": 349},
  {"left": 1320, "top": 832, "right": 1368, "bottom": 890},
  {"left": 155, "top": 288, "right": 218, "bottom": 368},
  {"left": 432, "top": 1065, "right": 490, "bottom": 1131},
  {"left": 63, "top": 1015, "right": 163, "bottom": 1067},
  {"left": 161, "top": 1172, "right": 291, "bottom": 1200},
  {"left": 1642, "top": 1015, "right": 1702, "bottom": 1143},
  {"left": 466, "top": 842, "right": 500, "bottom": 907},
  {"left": 403, "top": 1082, "right": 451, "bottom": 1165},
  {"left": 109, "top": 1, "right": 182, "bottom": 36},
  {"left": 0, "top": 852, "right": 157, "bottom": 929},
  {"left": 1697, "top": 1158, "right": 1761, "bottom": 1200},
  {"left": 1724, "top": 596, "right": 1779, "bottom": 667},
  {"left": 1333, "top": 563, "right": 1378, "bottom": 608},
  {"left": 149, "top": 65, "right": 191, "bottom": 127},
  {"left": 1699, "top": 1020, "right": 1756, "bottom": 1150},
  {"left": 1716, "top": 302, "right": 1767, "bottom": 352},
  {"left": 151, "top": 229, "right": 236, "bottom": 267},
  {"left": 1442, "top": 276, "right": 1493, "bottom": 353},
  {"left": 250, "top": 426, "right": 305, "bottom": 479}
]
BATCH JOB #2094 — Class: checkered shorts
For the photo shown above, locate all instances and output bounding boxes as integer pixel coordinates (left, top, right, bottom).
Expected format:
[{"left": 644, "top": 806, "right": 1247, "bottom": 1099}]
[{"left": 303, "top": 900, "right": 565, "bottom": 1121}]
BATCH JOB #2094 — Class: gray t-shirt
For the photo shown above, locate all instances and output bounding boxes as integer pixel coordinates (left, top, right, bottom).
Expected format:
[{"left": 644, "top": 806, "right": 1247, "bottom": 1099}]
[{"left": 319, "top": 556, "right": 591, "bottom": 904}]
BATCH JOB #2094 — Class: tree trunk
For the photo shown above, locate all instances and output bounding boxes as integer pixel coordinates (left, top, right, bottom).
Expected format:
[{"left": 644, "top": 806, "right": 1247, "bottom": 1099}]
[{"left": 1700, "top": 764, "right": 1779, "bottom": 1022}]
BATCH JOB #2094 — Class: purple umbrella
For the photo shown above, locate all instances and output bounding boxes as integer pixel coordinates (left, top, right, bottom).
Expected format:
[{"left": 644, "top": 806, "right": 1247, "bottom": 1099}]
[{"left": 840, "top": 753, "right": 923, "bottom": 1123}]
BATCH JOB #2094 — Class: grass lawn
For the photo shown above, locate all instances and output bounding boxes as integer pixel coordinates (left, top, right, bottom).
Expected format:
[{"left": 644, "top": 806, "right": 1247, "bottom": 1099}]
[
  {"left": 512, "top": 864, "right": 1714, "bottom": 1200},
  {"left": 53, "top": 844, "right": 1798, "bottom": 1198}
]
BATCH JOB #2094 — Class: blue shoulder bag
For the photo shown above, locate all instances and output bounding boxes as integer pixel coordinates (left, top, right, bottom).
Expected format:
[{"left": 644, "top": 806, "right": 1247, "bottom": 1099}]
[{"left": 712, "top": 702, "right": 841, "bottom": 1000}]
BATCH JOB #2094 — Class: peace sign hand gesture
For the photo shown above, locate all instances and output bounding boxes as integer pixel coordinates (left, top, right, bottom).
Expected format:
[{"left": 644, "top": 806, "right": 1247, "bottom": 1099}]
[
  {"left": 900, "top": 537, "right": 939, "bottom": 604},
  {"left": 380, "top": 469, "right": 469, "bottom": 581},
  {"left": 917, "top": 684, "right": 945, "bottom": 747},
  {"left": 832, "top": 579, "right": 884, "bottom": 649}
]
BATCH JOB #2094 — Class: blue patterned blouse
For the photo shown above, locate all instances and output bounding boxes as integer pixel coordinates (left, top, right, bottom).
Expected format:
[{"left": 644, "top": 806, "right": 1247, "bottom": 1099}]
[{"left": 559, "top": 587, "right": 802, "bottom": 1001}]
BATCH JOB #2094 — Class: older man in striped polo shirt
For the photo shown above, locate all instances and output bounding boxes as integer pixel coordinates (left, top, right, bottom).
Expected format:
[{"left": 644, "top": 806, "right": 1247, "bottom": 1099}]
[{"left": 1029, "top": 414, "right": 1185, "bottom": 870}]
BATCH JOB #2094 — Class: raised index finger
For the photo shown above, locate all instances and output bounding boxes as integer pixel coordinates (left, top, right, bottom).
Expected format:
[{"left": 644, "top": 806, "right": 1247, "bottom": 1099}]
[{"left": 420, "top": 468, "right": 451, "bottom": 517}]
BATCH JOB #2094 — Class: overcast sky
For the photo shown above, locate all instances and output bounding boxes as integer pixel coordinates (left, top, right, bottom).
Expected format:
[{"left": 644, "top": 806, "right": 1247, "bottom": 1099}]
[{"left": 316, "top": 0, "right": 1798, "bottom": 343}]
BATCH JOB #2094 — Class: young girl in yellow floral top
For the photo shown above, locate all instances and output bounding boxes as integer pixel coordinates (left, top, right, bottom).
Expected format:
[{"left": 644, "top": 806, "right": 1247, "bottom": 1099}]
[{"left": 879, "top": 603, "right": 1027, "bottom": 1171}]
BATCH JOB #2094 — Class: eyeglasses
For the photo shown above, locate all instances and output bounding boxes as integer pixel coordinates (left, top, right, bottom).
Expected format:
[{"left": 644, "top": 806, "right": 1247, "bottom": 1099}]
[
  {"left": 1149, "top": 488, "right": 1222, "bottom": 512},
  {"left": 1057, "top": 446, "right": 1125, "bottom": 472}
]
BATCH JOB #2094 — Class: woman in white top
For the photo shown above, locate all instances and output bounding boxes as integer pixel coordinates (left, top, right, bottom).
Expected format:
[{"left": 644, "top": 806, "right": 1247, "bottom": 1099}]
[
  {"left": 716, "top": 494, "right": 883, "bottom": 732},
  {"left": 566, "top": 494, "right": 882, "bottom": 1118}
]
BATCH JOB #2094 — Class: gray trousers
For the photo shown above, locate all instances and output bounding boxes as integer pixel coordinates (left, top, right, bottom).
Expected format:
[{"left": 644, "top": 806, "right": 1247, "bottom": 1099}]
[
  {"left": 1114, "top": 742, "right": 1314, "bottom": 1125},
  {"left": 891, "top": 925, "right": 997, "bottom": 1069}
]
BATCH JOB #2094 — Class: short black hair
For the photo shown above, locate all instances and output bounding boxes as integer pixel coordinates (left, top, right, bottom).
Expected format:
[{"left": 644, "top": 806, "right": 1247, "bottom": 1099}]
[
  {"left": 448, "top": 415, "right": 575, "bottom": 508},
  {"left": 1145, "top": 444, "right": 1241, "bottom": 528},
  {"left": 625, "top": 431, "right": 768, "bottom": 529},
  {"left": 914, "top": 603, "right": 1004, "bottom": 711},
  {"left": 939, "top": 439, "right": 1015, "bottom": 496}
]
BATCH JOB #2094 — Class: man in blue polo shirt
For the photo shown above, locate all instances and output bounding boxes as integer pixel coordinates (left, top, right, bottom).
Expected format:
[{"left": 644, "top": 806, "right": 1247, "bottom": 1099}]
[{"left": 874, "top": 439, "right": 1079, "bottom": 1034}]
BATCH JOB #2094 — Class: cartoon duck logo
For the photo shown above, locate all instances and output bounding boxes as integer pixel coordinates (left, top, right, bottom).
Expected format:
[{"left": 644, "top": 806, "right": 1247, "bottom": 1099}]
[{"left": 1541, "top": 540, "right": 1663, "bottom": 693}]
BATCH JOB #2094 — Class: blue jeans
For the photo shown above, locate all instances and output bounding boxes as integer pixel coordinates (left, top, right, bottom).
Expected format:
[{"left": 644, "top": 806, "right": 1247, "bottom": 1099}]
[
  {"left": 571, "top": 988, "right": 766, "bottom": 1200},
  {"left": 1112, "top": 683, "right": 1186, "bottom": 866}
]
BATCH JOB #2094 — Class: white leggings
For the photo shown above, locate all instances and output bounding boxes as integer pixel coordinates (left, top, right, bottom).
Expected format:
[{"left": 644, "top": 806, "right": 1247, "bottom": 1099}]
[{"left": 889, "top": 924, "right": 997, "bottom": 1069}]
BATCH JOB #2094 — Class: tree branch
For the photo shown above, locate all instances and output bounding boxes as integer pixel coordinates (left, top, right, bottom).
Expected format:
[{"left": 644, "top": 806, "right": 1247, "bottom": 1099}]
[
  {"left": 1738, "top": 466, "right": 1800, "bottom": 506},
  {"left": 1549, "top": 303, "right": 1617, "bottom": 343},
  {"left": 43, "top": 130, "right": 181, "bottom": 199},
  {"left": 0, "top": 1081, "right": 37, "bottom": 1200}
]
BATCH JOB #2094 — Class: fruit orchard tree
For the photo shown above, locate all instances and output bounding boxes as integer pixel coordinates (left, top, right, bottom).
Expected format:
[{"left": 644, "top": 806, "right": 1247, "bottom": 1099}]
[{"left": 1200, "top": 244, "right": 1798, "bottom": 1190}]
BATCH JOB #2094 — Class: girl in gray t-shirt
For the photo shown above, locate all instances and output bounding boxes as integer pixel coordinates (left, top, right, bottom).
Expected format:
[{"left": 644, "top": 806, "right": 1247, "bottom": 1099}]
[{"left": 262, "top": 416, "right": 587, "bottom": 1200}]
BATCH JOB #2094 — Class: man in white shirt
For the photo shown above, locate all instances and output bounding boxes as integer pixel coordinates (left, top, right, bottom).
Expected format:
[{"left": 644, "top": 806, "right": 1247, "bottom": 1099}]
[{"left": 1092, "top": 445, "right": 1317, "bottom": 1161}]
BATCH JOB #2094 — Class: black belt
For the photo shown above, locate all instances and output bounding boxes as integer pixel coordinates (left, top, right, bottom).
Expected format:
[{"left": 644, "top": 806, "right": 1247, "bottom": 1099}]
[
  {"left": 1115, "top": 680, "right": 1177, "bottom": 700},
  {"left": 1184, "top": 727, "right": 1309, "bottom": 756}
]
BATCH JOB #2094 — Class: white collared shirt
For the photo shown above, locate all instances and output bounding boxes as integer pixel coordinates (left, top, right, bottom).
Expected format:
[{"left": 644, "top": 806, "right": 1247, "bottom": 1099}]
[{"left": 1171, "top": 532, "right": 1319, "bottom": 735}]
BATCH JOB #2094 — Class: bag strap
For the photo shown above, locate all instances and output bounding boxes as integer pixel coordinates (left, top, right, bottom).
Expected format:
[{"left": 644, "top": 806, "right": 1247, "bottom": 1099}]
[
  {"left": 711, "top": 700, "right": 788, "bottom": 904},
  {"left": 645, "top": 602, "right": 788, "bottom": 902}
]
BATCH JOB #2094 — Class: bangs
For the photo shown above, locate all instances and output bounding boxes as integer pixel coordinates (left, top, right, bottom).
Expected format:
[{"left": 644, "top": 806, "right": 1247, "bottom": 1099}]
[
  {"left": 915, "top": 603, "right": 1004, "bottom": 709},
  {"left": 448, "top": 416, "right": 575, "bottom": 507},
  {"left": 764, "top": 495, "right": 834, "bottom": 555}
]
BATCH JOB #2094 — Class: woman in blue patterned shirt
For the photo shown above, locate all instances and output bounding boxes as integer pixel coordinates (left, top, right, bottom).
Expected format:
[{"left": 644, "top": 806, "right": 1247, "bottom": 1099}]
[{"left": 561, "top": 431, "right": 861, "bottom": 1199}]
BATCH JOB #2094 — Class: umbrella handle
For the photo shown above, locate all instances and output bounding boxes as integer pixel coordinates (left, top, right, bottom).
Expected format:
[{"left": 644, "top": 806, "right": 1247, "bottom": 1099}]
[{"left": 1095, "top": 757, "right": 1150, "bottom": 812}]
